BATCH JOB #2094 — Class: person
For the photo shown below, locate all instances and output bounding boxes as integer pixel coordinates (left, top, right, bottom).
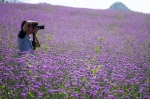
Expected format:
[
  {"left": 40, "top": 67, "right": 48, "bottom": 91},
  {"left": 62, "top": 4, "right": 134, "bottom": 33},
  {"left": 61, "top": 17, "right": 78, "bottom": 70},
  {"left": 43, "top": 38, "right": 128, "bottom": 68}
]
[{"left": 17, "top": 20, "right": 40, "bottom": 55}]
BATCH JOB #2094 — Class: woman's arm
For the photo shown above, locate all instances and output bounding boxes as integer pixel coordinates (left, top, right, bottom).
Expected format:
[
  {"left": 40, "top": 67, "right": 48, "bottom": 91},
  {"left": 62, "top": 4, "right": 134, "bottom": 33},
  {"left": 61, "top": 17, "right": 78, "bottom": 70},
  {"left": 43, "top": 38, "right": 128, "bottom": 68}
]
[
  {"left": 35, "top": 35, "right": 40, "bottom": 47},
  {"left": 33, "top": 27, "right": 40, "bottom": 47}
]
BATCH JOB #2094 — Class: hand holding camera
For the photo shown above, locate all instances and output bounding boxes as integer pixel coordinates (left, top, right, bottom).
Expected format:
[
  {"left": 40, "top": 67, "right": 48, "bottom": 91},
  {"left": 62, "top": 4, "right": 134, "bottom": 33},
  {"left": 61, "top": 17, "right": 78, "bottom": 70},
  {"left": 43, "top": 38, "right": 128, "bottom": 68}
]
[{"left": 33, "top": 27, "right": 39, "bottom": 34}]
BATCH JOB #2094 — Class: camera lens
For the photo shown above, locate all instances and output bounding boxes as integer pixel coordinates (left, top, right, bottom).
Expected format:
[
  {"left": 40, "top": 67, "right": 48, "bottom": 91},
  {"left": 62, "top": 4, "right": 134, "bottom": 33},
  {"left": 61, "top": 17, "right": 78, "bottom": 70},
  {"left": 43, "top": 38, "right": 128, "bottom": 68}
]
[{"left": 36, "top": 25, "right": 44, "bottom": 29}]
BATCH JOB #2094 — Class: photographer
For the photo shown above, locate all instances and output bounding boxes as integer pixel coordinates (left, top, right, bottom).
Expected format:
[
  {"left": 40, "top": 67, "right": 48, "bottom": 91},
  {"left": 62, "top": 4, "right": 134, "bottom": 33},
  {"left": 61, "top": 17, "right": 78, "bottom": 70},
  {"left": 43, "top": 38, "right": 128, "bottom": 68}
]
[{"left": 17, "top": 20, "right": 41, "bottom": 55}]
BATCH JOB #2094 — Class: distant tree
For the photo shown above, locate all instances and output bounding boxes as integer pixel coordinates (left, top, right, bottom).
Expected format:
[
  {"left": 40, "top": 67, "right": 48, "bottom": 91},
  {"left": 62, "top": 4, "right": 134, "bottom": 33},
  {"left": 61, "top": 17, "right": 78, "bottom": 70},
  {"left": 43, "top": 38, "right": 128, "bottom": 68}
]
[
  {"left": 0, "top": 0, "right": 23, "bottom": 3},
  {"left": 0, "top": 0, "right": 5, "bottom": 3}
]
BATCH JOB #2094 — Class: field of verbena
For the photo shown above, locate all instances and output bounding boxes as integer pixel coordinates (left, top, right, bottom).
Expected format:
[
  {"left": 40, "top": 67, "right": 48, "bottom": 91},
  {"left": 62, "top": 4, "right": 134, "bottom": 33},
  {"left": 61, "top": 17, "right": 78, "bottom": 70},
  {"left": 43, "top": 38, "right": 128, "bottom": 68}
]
[{"left": 0, "top": 3, "right": 150, "bottom": 99}]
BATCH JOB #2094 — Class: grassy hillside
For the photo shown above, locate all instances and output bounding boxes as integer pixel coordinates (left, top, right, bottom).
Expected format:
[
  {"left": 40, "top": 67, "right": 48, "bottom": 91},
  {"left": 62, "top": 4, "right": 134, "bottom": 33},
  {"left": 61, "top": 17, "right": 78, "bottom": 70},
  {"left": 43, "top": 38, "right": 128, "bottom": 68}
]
[{"left": 0, "top": 3, "right": 150, "bottom": 99}]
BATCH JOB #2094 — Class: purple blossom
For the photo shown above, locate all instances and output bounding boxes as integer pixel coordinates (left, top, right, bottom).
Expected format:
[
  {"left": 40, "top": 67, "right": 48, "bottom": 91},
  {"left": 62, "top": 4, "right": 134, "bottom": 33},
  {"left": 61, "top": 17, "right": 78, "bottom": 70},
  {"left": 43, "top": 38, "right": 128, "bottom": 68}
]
[
  {"left": 38, "top": 92, "right": 43, "bottom": 98},
  {"left": 21, "top": 92, "right": 27, "bottom": 98}
]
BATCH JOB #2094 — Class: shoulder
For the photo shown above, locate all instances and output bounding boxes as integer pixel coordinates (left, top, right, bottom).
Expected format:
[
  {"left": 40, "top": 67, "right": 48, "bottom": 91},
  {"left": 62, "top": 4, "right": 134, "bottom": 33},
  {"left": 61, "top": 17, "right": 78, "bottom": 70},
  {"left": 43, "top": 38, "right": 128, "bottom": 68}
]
[
  {"left": 18, "top": 35, "right": 29, "bottom": 43},
  {"left": 18, "top": 29, "right": 26, "bottom": 39}
]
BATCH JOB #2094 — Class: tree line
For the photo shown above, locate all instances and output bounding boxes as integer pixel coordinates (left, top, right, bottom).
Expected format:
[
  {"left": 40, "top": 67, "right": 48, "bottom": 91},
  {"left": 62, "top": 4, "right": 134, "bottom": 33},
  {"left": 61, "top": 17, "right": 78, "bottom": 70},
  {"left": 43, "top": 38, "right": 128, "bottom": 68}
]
[{"left": 0, "top": 0, "right": 22, "bottom": 3}]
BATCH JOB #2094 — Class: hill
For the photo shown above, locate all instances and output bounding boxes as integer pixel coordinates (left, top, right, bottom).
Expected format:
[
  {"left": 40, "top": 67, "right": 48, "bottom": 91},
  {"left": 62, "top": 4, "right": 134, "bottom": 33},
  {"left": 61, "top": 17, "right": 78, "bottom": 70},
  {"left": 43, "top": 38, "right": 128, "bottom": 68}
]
[{"left": 109, "top": 2, "right": 131, "bottom": 11}]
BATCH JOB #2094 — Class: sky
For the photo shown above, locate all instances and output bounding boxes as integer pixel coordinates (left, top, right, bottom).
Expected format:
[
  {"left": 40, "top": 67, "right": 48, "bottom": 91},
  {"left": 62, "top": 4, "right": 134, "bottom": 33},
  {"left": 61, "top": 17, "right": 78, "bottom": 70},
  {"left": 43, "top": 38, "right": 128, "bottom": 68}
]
[{"left": 23, "top": 0, "right": 150, "bottom": 14}]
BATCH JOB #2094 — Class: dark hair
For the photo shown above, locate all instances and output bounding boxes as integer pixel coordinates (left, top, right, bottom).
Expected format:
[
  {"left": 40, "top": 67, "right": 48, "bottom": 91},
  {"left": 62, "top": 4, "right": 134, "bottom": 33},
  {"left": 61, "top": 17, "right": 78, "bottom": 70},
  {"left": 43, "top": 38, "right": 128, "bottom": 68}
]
[{"left": 21, "top": 20, "right": 26, "bottom": 29}]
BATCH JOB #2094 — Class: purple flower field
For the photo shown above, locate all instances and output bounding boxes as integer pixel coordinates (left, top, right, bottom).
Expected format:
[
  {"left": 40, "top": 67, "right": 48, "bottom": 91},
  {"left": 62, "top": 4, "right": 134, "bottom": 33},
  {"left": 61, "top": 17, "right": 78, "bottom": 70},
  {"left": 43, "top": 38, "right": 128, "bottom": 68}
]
[{"left": 0, "top": 3, "right": 150, "bottom": 99}]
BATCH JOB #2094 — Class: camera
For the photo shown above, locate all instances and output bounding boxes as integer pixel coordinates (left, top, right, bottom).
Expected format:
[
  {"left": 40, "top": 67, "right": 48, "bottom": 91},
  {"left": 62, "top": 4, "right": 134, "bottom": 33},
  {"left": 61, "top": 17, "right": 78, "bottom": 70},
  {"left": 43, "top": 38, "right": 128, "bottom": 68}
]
[{"left": 34, "top": 25, "right": 44, "bottom": 29}]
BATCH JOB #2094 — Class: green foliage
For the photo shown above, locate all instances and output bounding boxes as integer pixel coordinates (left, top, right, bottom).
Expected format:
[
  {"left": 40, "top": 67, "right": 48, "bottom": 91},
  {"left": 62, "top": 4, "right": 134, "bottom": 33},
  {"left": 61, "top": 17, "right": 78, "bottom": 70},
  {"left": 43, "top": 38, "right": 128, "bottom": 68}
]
[
  {"left": 110, "top": 85, "right": 118, "bottom": 91},
  {"left": 125, "top": 38, "right": 130, "bottom": 44},
  {"left": 148, "top": 87, "right": 150, "bottom": 92},
  {"left": 7, "top": 43, "right": 12, "bottom": 48},
  {"left": 0, "top": 53, "right": 2, "bottom": 62},
  {"left": 46, "top": 34, "right": 51, "bottom": 41},
  {"left": 94, "top": 45, "right": 99, "bottom": 54},
  {"left": 117, "top": 15, "right": 123, "bottom": 20},
  {"left": 109, "top": 23, "right": 118, "bottom": 30},
  {"left": 90, "top": 65, "right": 103, "bottom": 74},
  {"left": 41, "top": 43, "right": 50, "bottom": 51},
  {"left": 147, "top": 58, "right": 150, "bottom": 65},
  {"left": 110, "top": 84, "right": 140, "bottom": 98},
  {"left": 27, "top": 69, "right": 31, "bottom": 75},
  {"left": 148, "top": 42, "right": 150, "bottom": 48},
  {"left": 7, "top": 35, "right": 11, "bottom": 40},
  {"left": 2, "top": 85, "right": 5, "bottom": 89},
  {"left": 89, "top": 57, "right": 96, "bottom": 65},
  {"left": 99, "top": 35, "right": 105, "bottom": 42},
  {"left": 36, "top": 33, "right": 40, "bottom": 39},
  {"left": 125, "top": 45, "right": 130, "bottom": 56},
  {"left": 81, "top": 77, "right": 88, "bottom": 83},
  {"left": 57, "top": 47, "right": 62, "bottom": 52},
  {"left": 28, "top": 91, "right": 34, "bottom": 98},
  {"left": 0, "top": 29, "right": 1, "bottom": 34},
  {"left": 148, "top": 42, "right": 150, "bottom": 57},
  {"left": 145, "top": 17, "right": 149, "bottom": 22},
  {"left": 99, "top": 38, "right": 103, "bottom": 42},
  {"left": 125, "top": 38, "right": 131, "bottom": 56},
  {"left": 142, "top": 42, "right": 145, "bottom": 47}
]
